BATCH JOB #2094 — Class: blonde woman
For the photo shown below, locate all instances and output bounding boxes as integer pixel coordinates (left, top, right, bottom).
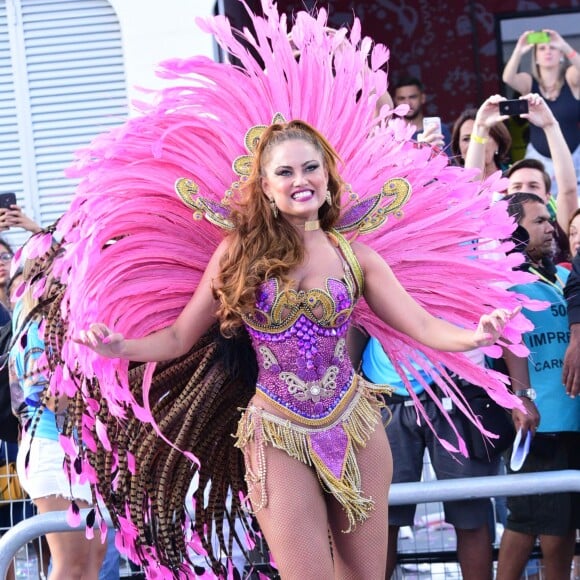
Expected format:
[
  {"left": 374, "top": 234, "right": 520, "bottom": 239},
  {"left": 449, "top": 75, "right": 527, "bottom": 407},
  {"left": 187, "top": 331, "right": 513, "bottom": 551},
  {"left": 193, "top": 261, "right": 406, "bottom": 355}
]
[{"left": 502, "top": 28, "right": 580, "bottom": 196}]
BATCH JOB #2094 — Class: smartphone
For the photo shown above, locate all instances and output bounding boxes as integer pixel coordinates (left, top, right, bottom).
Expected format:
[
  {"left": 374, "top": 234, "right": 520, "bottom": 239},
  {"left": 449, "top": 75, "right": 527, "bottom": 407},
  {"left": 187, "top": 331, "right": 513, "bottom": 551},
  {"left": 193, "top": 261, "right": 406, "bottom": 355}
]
[
  {"left": 499, "top": 99, "right": 529, "bottom": 116},
  {"left": 0, "top": 193, "right": 16, "bottom": 209},
  {"left": 423, "top": 116, "right": 442, "bottom": 135},
  {"left": 527, "top": 31, "right": 550, "bottom": 45}
]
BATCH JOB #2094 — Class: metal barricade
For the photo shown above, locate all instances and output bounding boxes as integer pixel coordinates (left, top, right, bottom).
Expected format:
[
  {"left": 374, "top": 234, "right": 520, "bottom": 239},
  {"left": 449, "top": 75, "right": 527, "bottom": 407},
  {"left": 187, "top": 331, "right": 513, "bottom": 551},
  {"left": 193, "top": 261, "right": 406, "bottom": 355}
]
[
  {"left": 1, "top": 470, "right": 580, "bottom": 579},
  {"left": 0, "top": 440, "right": 49, "bottom": 578},
  {"left": 388, "top": 469, "right": 580, "bottom": 579}
]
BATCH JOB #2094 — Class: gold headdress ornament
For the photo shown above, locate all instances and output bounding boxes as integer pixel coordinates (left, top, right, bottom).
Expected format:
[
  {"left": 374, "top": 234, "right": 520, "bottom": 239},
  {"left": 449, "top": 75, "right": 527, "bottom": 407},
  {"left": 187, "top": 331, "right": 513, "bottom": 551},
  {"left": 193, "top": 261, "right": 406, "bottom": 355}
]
[
  {"left": 175, "top": 113, "right": 287, "bottom": 230},
  {"left": 335, "top": 179, "right": 411, "bottom": 235},
  {"left": 175, "top": 113, "right": 411, "bottom": 234},
  {"left": 232, "top": 112, "right": 287, "bottom": 178}
]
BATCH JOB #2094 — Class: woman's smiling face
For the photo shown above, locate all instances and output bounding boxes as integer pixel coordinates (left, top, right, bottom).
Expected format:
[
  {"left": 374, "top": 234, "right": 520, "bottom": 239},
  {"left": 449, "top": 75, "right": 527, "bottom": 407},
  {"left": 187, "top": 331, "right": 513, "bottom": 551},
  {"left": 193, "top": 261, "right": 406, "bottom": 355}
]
[{"left": 261, "top": 138, "right": 328, "bottom": 226}]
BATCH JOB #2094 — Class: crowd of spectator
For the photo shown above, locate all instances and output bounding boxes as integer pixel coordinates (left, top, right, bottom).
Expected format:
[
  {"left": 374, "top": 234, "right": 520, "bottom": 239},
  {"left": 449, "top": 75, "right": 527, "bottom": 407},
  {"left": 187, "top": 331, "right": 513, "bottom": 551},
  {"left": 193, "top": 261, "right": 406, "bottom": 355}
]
[{"left": 371, "top": 26, "right": 579, "bottom": 580}]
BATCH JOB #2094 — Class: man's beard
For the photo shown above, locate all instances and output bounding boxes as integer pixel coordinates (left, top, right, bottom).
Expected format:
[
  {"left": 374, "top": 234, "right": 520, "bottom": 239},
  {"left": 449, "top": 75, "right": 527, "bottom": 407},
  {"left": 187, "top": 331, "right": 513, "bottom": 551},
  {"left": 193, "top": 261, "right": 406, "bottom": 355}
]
[
  {"left": 548, "top": 237, "right": 558, "bottom": 260},
  {"left": 527, "top": 242, "right": 554, "bottom": 263},
  {"left": 405, "top": 108, "right": 421, "bottom": 121}
]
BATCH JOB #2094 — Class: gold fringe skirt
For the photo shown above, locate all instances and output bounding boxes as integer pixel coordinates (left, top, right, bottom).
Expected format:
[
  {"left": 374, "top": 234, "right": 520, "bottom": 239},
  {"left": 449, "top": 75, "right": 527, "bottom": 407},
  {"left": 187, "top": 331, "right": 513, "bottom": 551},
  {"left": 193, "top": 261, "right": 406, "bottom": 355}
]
[{"left": 234, "top": 375, "right": 392, "bottom": 532}]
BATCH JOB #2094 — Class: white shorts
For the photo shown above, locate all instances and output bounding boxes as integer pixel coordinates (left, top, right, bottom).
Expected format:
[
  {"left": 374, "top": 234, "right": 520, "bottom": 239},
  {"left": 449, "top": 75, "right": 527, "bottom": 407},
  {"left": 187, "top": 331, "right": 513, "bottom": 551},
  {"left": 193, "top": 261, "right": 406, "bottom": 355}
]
[{"left": 16, "top": 433, "right": 93, "bottom": 503}]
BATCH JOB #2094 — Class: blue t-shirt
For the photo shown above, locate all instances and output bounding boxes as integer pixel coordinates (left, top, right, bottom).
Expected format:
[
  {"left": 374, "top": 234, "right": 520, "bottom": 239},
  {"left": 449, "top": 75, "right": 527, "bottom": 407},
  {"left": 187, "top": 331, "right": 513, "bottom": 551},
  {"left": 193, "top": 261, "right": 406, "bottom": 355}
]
[
  {"left": 511, "top": 265, "right": 580, "bottom": 433},
  {"left": 361, "top": 337, "right": 433, "bottom": 396},
  {"left": 10, "top": 304, "right": 59, "bottom": 441}
]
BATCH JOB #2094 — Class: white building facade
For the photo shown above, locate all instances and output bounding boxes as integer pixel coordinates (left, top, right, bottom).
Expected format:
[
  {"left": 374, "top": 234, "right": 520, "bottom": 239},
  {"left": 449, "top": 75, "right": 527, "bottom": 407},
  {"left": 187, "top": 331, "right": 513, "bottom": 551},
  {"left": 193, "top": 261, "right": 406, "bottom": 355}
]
[{"left": 0, "top": 0, "right": 215, "bottom": 247}]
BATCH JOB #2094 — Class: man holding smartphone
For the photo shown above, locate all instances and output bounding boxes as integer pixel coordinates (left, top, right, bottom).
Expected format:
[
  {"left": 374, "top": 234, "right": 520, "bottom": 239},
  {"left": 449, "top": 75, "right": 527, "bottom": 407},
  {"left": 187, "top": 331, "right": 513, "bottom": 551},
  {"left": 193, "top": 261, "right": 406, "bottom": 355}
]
[{"left": 393, "top": 76, "right": 451, "bottom": 151}]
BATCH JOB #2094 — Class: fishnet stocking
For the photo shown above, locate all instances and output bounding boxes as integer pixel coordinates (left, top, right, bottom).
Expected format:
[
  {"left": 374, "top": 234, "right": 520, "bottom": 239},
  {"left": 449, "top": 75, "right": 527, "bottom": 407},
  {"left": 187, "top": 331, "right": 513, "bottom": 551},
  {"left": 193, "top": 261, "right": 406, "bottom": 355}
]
[
  {"left": 244, "top": 418, "right": 391, "bottom": 580},
  {"left": 327, "top": 424, "right": 391, "bottom": 579},
  {"left": 245, "top": 438, "right": 335, "bottom": 579}
]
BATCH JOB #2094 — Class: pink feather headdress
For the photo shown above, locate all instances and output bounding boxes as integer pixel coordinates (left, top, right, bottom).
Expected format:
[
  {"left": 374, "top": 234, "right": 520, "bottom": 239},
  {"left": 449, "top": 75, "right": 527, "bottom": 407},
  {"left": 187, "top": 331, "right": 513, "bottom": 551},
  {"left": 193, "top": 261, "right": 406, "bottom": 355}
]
[{"left": 30, "top": 0, "right": 542, "bottom": 573}]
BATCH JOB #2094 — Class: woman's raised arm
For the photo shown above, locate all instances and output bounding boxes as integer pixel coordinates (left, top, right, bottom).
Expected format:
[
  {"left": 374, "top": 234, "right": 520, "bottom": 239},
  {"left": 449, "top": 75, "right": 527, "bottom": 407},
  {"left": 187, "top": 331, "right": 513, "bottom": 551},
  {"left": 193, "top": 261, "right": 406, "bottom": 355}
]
[
  {"left": 354, "top": 242, "right": 517, "bottom": 352},
  {"left": 502, "top": 31, "right": 534, "bottom": 96}
]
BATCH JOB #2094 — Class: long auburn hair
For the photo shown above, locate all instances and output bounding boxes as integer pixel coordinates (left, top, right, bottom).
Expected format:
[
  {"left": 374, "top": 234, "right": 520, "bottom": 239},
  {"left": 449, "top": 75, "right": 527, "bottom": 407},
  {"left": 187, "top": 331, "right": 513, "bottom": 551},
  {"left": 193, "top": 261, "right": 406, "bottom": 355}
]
[{"left": 216, "top": 120, "right": 344, "bottom": 337}]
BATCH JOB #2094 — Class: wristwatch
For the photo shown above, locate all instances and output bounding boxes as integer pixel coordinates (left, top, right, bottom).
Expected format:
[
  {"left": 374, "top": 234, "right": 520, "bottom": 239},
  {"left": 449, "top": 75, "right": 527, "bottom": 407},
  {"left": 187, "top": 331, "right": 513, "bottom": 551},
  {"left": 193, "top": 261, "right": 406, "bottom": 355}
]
[{"left": 515, "top": 388, "right": 536, "bottom": 401}]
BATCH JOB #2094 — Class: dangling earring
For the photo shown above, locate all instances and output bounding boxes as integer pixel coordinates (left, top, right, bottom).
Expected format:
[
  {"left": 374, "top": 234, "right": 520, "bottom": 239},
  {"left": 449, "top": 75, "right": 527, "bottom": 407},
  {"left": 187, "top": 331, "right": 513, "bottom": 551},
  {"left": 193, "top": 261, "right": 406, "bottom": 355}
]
[
  {"left": 269, "top": 198, "right": 278, "bottom": 218},
  {"left": 325, "top": 189, "right": 332, "bottom": 205}
]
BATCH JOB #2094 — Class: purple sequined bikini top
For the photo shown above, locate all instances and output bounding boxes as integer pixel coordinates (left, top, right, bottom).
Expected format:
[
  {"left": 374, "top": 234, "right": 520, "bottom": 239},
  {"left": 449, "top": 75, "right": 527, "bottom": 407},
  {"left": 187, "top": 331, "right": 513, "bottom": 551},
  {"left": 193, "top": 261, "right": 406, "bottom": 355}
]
[{"left": 243, "top": 231, "right": 364, "bottom": 424}]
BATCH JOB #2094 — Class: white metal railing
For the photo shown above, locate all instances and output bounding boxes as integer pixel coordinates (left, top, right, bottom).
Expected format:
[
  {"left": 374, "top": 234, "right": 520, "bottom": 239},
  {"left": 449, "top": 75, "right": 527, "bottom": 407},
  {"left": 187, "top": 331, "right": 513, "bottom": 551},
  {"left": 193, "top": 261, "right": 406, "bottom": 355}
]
[{"left": 1, "top": 470, "right": 580, "bottom": 578}]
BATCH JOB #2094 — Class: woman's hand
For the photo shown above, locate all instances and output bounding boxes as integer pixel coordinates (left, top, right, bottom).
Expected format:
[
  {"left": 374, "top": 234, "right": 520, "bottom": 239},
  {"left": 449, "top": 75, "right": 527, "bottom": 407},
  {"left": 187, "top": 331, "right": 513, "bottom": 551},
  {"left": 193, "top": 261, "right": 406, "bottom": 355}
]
[
  {"left": 474, "top": 94, "right": 509, "bottom": 131},
  {"left": 473, "top": 306, "right": 521, "bottom": 347},
  {"left": 76, "top": 323, "right": 126, "bottom": 358},
  {"left": 514, "top": 30, "right": 535, "bottom": 56},
  {"left": 542, "top": 29, "right": 570, "bottom": 54},
  {"left": 5, "top": 205, "right": 42, "bottom": 233},
  {"left": 0, "top": 208, "right": 10, "bottom": 232},
  {"left": 519, "top": 92, "right": 556, "bottom": 129}
]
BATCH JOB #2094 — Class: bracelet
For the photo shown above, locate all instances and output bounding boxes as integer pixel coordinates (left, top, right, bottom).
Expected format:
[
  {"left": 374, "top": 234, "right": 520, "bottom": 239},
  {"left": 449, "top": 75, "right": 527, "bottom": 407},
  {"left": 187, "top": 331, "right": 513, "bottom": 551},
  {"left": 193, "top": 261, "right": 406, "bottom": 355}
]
[
  {"left": 470, "top": 133, "right": 488, "bottom": 145},
  {"left": 567, "top": 49, "right": 577, "bottom": 59},
  {"left": 515, "top": 388, "right": 536, "bottom": 401}
]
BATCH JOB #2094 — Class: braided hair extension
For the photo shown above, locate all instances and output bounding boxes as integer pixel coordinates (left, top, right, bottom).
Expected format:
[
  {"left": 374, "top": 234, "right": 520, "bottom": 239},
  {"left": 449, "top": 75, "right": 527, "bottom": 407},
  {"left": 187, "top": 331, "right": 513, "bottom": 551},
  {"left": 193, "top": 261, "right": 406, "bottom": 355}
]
[{"left": 85, "top": 324, "right": 259, "bottom": 575}]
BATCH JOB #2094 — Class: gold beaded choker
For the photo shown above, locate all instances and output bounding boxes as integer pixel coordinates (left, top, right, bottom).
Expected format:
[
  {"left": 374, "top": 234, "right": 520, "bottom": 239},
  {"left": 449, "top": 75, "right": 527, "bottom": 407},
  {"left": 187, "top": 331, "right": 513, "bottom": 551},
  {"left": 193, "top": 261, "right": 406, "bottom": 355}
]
[{"left": 304, "top": 219, "right": 320, "bottom": 231}]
